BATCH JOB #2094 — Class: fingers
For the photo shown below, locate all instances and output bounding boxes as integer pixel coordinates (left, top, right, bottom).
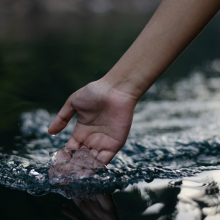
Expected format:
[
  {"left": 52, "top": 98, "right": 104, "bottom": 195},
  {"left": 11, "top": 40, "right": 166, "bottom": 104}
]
[
  {"left": 65, "top": 123, "right": 90, "bottom": 150},
  {"left": 72, "top": 198, "right": 82, "bottom": 207},
  {"left": 66, "top": 136, "right": 81, "bottom": 149},
  {"left": 61, "top": 205, "right": 83, "bottom": 220},
  {"left": 48, "top": 96, "right": 76, "bottom": 135},
  {"left": 97, "top": 150, "right": 115, "bottom": 165},
  {"left": 96, "top": 194, "right": 116, "bottom": 211}
]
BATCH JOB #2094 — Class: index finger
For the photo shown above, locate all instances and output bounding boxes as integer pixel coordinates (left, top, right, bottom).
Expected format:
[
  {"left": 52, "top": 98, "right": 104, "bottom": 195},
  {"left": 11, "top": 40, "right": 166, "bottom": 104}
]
[{"left": 48, "top": 96, "right": 76, "bottom": 135}]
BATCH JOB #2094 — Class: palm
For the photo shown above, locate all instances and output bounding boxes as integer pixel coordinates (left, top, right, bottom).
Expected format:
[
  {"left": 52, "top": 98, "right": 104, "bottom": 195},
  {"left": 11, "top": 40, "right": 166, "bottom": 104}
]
[{"left": 48, "top": 80, "right": 136, "bottom": 164}]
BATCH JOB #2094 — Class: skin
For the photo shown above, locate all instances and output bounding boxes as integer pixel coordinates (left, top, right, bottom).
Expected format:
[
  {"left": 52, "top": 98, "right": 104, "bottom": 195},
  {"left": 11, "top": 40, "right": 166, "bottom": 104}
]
[
  {"left": 61, "top": 194, "right": 119, "bottom": 220},
  {"left": 48, "top": 0, "right": 220, "bottom": 165},
  {"left": 49, "top": 148, "right": 105, "bottom": 181}
]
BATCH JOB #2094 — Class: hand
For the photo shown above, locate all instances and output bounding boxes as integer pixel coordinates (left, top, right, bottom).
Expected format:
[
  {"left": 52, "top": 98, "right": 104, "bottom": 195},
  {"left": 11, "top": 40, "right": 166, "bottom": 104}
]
[
  {"left": 48, "top": 148, "right": 105, "bottom": 182},
  {"left": 61, "top": 194, "right": 120, "bottom": 220},
  {"left": 48, "top": 78, "right": 137, "bottom": 164}
]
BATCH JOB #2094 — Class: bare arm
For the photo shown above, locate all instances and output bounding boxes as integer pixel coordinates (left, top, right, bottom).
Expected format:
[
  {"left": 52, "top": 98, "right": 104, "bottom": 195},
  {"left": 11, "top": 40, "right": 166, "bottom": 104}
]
[
  {"left": 48, "top": 0, "right": 220, "bottom": 164},
  {"left": 104, "top": 0, "right": 220, "bottom": 100}
]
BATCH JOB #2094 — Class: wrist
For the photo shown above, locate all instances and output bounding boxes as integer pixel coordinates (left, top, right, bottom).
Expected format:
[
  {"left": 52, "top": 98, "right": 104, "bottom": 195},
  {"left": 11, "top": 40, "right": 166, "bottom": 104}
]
[{"left": 102, "top": 68, "right": 152, "bottom": 102}]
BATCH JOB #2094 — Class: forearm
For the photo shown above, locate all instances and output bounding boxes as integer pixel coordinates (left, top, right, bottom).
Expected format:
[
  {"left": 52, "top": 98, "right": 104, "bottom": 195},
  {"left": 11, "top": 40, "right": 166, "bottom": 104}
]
[{"left": 103, "top": 0, "right": 220, "bottom": 100}]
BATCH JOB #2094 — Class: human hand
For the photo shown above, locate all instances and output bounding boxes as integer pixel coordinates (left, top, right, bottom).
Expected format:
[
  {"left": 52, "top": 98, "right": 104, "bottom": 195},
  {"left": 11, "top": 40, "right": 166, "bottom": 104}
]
[
  {"left": 61, "top": 194, "right": 120, "bottom": 220},
  {"left": 48, "top": 148, "right": 105, "bottom": 182},
  {"left": 48, "top": 79, "right": 137, "bottom": 164}
]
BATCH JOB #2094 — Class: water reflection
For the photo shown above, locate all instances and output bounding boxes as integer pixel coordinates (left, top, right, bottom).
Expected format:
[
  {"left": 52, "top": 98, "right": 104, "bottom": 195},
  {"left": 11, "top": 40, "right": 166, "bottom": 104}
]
[
  {"left": 59, "top": 178, "right": 180, "bottom": 220},
  {"left": 130, "top": 171, "right": 220, "bottom": 220},
  {"left": 114, "top": 172, "right": 220, "bottom": 220},
  {"left": 175, "top": 171, "right": 220, "bottom": 220},
  {"left": 0, "top": 172, "right": 219, "bottom": 220},
  {"left": 117, "top": 180, "right": 180, "bottom": 220},
  {"left": 62, "top": 194, "right": 119, "bottom": 220}
]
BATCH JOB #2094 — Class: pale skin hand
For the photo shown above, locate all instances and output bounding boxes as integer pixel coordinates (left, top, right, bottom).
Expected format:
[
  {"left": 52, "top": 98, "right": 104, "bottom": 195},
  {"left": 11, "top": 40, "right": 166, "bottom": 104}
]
[
  {"left": 49, "top": 0, "right": 220, "bottom": 165},
  {"left": 48, "top": 79, "right": 137, "bottom": 165}
]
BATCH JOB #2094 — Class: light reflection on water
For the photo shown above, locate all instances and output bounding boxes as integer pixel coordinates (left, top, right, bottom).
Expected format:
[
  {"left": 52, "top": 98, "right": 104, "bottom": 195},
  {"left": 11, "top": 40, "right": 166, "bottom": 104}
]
[
  {"left": 62, "top": 171, "right": 220, "bottom": 219},
  {"left": 117, "top": 171, "right": 220, "bottom": 220}
]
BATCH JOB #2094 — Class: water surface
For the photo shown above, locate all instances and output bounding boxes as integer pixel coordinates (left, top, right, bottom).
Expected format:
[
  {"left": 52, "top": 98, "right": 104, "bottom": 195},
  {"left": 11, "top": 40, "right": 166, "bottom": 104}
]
[{"left": 1, "top": 62, "right": 220, "bottom": 219}]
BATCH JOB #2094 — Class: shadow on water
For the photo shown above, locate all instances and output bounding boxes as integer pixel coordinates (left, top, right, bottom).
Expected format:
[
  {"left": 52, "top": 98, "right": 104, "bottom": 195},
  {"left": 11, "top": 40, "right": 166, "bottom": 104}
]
[{"left": 0, "top": 184, "right": 70, "bottom": 220}]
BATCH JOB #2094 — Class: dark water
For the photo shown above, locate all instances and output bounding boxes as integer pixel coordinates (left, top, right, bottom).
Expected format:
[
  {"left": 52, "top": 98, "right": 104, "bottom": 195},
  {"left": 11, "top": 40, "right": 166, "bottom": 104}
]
[{"left": 1, "top": 11, "right": 220, "bottom": 220}]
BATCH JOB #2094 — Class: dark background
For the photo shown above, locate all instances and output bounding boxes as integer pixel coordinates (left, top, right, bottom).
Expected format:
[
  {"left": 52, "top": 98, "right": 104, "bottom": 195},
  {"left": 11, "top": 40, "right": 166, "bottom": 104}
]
[{"left": 0, "top": 0, "right": 220, "bottom": 134}]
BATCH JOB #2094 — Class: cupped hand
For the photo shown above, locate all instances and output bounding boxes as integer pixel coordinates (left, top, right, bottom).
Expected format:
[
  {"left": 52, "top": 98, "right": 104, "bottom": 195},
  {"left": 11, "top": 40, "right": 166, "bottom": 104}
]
[{"left": 48, "top": 79, "right": 137, "bottom": 164}]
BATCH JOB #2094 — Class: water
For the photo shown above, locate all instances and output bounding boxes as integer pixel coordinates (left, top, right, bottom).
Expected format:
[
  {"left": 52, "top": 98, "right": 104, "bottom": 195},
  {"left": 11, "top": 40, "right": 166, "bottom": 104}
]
[{"left": 1, "top": 59, "right": 220, "bottom": 219}]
